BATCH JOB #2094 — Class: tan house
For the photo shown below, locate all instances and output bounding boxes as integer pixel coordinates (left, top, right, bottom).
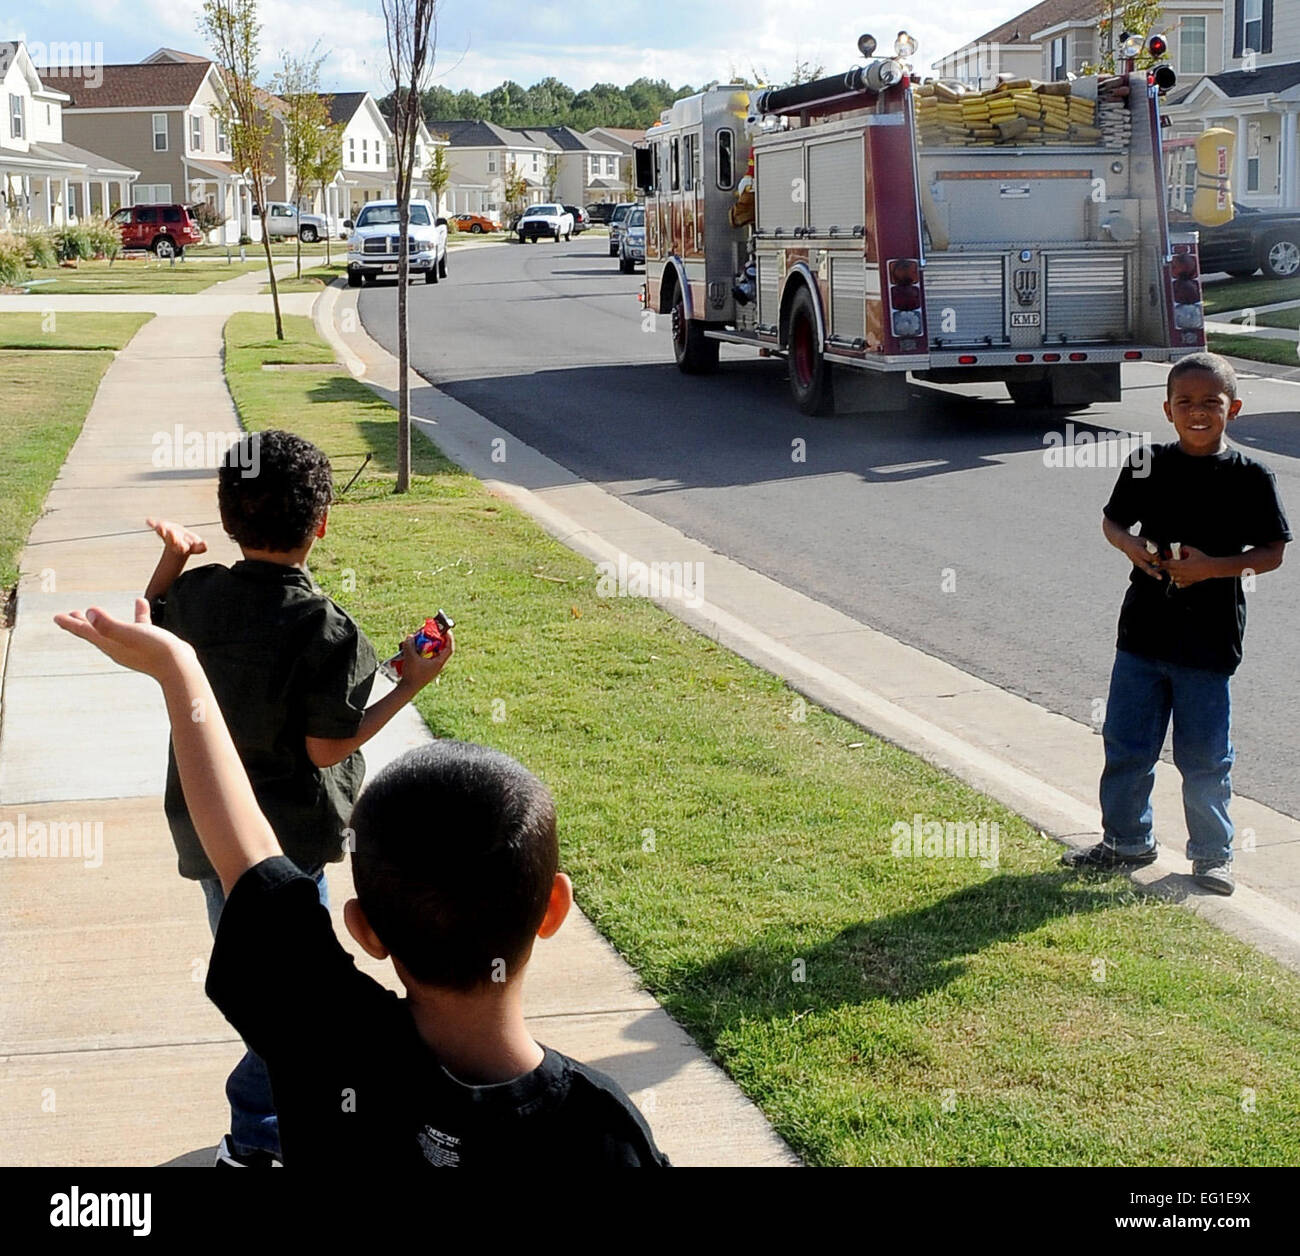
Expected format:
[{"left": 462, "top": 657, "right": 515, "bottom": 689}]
[
  {"left": 57, "top": 53, "right": 259, "bottom": 243},
  {"left": 0, "top": 40, "right": 137, "bottom": 229},
  {"left": 435, "top": 120, "right": 623, "bottom": 217}
]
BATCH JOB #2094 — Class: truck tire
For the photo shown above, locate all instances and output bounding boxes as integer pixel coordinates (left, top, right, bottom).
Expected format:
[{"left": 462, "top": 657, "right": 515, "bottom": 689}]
[
  {"left": 425, "top": 266, "right": 438, "bottom": 284},
  {"left": 671, "top": 289, "right": 719, "bottom": 375},
  {"left": 787, "top": 286, "right": 832, "bottom": 415},
  {"left": 438, "top": 249, "right": 448, "bottom": 279},
  {"left": 300, "top": 226, "right": 319, "bottom": 244},
  {"left": 347, "top": 270, "right": 362, "bottom": 288},
  {"left": 1262, "top": 232, "right": 1300, "bottom": 280},
  {"left": 619, "top": 255, "right": 634, "bottom": 274}
]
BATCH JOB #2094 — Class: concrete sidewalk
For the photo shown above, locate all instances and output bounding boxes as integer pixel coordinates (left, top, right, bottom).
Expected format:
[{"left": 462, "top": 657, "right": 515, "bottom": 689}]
[
  {"left": 319, "top": 282, "right": 1300, "bottom": 977},
  {"left": 0, "top": 272, "right": 797, "bottom": 1166}
]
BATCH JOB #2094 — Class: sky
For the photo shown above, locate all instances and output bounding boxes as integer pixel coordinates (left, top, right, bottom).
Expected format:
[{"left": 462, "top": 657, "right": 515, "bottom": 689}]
[{"left": 2, "top": 0, "right": 1012, "bottom": 95}]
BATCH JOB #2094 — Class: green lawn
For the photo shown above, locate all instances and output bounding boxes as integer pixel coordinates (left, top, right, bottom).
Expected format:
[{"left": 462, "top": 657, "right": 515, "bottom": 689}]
[
  {"left": 0, "top": 313, "right": 153, "bottom": 592},
  {"left": 1256, "top": 308, "right": 1300, "bottom": 331},
  {"left": 0, "top": 311, "right": 152, "bottom": 350},
  {"left": 223, "top": 311, "right": 1300, "bottom": 1167},
  {"left": 260, "top": 264, "right": 347, "bottom": 293},
  {"left": 1208, "top": 332, "right": 1300, "bottom": 368},
  {"left": 1202, "top": 276, "right": 1300, "bottom": 316},
  {"left": 16, "top": 257, "right": 266, "bottom": 295}
]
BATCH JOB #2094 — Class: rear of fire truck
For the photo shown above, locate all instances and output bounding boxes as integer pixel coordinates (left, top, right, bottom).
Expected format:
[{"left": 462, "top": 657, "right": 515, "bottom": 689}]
[{"left": 639, "top": 29, "right": 1208, "bottom": 416}]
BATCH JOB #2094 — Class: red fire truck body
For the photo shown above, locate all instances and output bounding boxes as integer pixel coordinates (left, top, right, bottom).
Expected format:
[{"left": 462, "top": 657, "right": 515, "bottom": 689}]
[{"left": 638, "top": 46, "right": 1206, "bottom": 415}]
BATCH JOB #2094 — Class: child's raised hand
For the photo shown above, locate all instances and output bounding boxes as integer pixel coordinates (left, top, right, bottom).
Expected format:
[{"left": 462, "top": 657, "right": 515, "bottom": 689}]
[
  {"left": 395, "top": 629, "right": 454, "bottom": 692},
  {"left": 147, "top": 517, "right": 207, "bottom": 558},
  {"left": 54, "top": 598, "right": 194, "bottom": 680}
]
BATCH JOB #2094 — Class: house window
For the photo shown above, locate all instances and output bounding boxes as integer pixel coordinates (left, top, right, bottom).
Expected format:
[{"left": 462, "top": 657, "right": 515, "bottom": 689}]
[
  {"left": 153, "top": 113, "right": 168, "bottom": 151},
  {"left": 487, "top": 150, "right": 497, "bottom": 173},
  {"left": 1050, "top": 36, "right": 1067, "bottom": 81},
  {"left": 1180, "top": 17, "right": 1207, "bottom": 74},
  {"left": 217, "top": 119, "right": 229, "bottom": 153},
  {"left": 9, "top": 93, "right": 24, "bottom": 140},
  {"left": 532, "top": 152, "right": 539, "bottom": 172},
  {"left": 191, "top": 115, "right": 203, "bottom": 151},
  {"left": 1247, "top": 120, "right": 1261, "bottom": 192},
  {"left": 131, "top": 184, "right": 173, "bottom": 205},
  {"left": 348, "top": 137, "right": 355, "bottom": 163},
  {"left": 1244, "top": 0, "right": 1264, "bottom": 54}
]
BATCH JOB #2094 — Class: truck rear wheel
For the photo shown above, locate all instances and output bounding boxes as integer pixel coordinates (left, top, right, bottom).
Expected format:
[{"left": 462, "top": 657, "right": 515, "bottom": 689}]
[
  {"left": 1262, "top": 232, "right": 1300, "bottom": 280},
  {"left": 671, "top": 291, "right": 719, "bottom": 374},
  {"left": 787, "top": 287, "right": 832, "bottom": 415}
]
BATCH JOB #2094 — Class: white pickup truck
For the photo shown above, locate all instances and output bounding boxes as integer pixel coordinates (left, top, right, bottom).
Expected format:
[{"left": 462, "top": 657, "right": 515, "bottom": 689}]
[
  {"left": 345, "top": 199, "right": 449, "bottom": 286},
  {"left": 516, "top": 203, "right": 575, "bottom": 243}
]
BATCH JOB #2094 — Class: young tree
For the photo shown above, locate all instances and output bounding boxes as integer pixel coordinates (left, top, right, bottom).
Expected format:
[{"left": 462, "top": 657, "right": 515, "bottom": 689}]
[
  {"left": 303, "top": 102, "right": 344, "bottom": 265},
  {"left": 425, "top": 133, "right": 452, "bottom": 215},
  {"left": 1086, "top": 2, "right": 1168, "bottom": 73},
  {"left": 381, "top": 0, "right": 439, "bottom": 494},
  {"left": 202, "top": 0, "right": 284, "bottom": 340},
  {"left": 544, "top": 152, "right": 560, "bottom": 200},
  {"left": 503, "top": 160, "right": 528, "bottom": 222},
  {"left": 274, "top": 45, "right": 332, "bottom": 280}
]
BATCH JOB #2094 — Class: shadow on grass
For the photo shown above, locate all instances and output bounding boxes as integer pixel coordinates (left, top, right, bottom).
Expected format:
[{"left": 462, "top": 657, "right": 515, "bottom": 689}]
[{"left": 664, "top": 870, "right": 1121, "bottom": 1030}]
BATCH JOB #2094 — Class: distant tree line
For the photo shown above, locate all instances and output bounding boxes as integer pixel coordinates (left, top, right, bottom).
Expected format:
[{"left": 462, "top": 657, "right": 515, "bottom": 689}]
[{"left": 378, "top": 76, "right": 701, "bottom": 131}]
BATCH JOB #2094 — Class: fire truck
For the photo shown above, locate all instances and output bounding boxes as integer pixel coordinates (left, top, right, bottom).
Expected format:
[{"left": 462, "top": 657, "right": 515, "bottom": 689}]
[{"left": 636, "top": 31, "right": 1208, "bottom": 415}]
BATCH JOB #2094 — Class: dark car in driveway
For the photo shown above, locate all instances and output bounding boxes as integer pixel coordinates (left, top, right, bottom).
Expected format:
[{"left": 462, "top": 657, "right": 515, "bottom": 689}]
[
  {"left": 564, "top": 205, "right": 590, "bottom": 234},
  {"left": 1175, "top": 205, "right": 1300, "bottom": 279}
]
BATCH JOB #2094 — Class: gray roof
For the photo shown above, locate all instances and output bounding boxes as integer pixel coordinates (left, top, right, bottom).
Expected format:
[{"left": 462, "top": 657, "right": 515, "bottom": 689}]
[
  {"left": 431, "top": 120, "right": 612, "bottom": 152},
  {"left": 27, "top": 139, "right": 139, "bottom": 177},
  {"left": 1204, "top": 62, "right": 1300, "bottom": 99},
  {"left": 319, "top": 91, "right": 367, "bottom": 126}
]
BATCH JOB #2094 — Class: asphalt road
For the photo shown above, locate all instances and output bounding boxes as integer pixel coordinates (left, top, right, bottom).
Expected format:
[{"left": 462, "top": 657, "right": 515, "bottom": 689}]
[{"left": 358, "top": 238, "right": 1300, "bottom": 819}]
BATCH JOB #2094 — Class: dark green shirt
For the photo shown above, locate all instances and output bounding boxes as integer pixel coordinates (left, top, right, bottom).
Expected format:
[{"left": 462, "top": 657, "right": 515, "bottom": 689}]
[{"left": 151, "top": 560, "right": 377, "bottom": 881}]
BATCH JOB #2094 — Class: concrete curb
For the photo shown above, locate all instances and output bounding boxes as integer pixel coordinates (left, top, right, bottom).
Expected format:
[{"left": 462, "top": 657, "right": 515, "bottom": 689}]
[{"left": 315, "top": 278, "right": 1300, "bottom": 978}]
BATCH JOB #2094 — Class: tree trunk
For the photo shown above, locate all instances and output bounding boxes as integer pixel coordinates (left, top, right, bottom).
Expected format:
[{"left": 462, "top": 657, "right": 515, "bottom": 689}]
[
  {"left": 396, "top": 192, "right": 410, "bottom": 493},
  {"left": 259, "top": 203, "right": 284, "bottom": 341}
]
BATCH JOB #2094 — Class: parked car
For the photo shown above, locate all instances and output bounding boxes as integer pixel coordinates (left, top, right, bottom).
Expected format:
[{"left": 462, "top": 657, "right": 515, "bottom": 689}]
[
  {"left": 618, "top": 205, "right": 645, "bottom": 273},
  {"left": 517, "top": 203, "right": 575, "bottom": 242},
  {"left": 1174, "top": 205, "right": 1300, "bottom": 280},
  {"left": 586, "top": 202, "right": 616, "bottom": 225},
  {"left": 345, "top": 199, "right": 449, "bottom": 286},
  {"left": 255, "top": 201, "right": 329, "bottom": 243},
  {"left": 608, "top": 201, "right": 637, "bottom": 256},
  {"left": 108, "top": 203, "right": 203, "bottom": 258},
  {"left": 453, "top": 212, "right": 502, "bottom": 234},
  {"left": 564, "top": 205, "right": 590, "bottom": 234}
]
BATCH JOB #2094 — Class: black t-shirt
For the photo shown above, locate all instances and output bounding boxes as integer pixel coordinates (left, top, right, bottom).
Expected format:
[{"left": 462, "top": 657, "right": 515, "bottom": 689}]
[
  {"left": 151, "top": 561, "right": 377, "bottom": 880},
  {"left": 206, "top": 857, "right": 672, "bottom": 1168},
  {"left": 1103, "top": 443, "right": 1291, "bottom": 674}
]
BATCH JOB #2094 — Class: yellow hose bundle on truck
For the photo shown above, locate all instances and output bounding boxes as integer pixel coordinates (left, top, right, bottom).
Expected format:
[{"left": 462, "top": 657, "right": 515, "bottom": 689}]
[{"left": 1191, "top": 127, "right": 1235, "bottom": 227}]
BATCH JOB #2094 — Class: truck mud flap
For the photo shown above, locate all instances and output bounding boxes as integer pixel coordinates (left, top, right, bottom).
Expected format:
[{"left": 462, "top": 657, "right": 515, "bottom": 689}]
[
  {"left": 1048, "top": 363, "right": 1121, "bottom": 406},
  {"left": 830, "top": 365, "right": 911, "bottom": 415}
]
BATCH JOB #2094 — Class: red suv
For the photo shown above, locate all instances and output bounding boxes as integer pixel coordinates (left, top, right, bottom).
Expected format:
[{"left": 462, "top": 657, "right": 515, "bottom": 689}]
[{"left": 108, "top": 204, "right": 204, "bottom": 258}]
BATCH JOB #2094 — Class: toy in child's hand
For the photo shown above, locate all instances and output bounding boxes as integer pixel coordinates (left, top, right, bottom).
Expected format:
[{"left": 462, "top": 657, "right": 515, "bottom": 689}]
[{"left": 381, "top": 611, "right": 454, "bottom": 681}]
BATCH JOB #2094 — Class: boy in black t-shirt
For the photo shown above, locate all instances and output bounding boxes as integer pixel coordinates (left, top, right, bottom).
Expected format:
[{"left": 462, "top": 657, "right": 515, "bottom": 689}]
[
  {"left": 53, "top": 601, "right": 669, "bottom": 1168},
  {"left": 1063, "top": 353, "right": 1290, "bottom": 896},
  {"left": 143, "top": 430, "right": 450, "bottom": 1165}
]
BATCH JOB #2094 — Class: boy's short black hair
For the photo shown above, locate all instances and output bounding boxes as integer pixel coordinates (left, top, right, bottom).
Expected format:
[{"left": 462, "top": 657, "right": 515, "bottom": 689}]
[
  {"left": 1167, "top": 352, "right": 1238, "bottom": 401},
  {"left": 218, "top": 429, "right": 334, "bottom": 552},
  {"left": 350, "top": 741, "right": 559, "bottom": 991}
]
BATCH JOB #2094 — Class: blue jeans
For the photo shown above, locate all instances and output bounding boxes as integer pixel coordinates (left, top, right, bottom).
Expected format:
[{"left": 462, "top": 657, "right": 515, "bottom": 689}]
[
  {"left": 1099, "top": 650, "right": 1235, "bottom": 864},
  {"left": 200, "top": 866, "right": 329, "bottom": 1159}
]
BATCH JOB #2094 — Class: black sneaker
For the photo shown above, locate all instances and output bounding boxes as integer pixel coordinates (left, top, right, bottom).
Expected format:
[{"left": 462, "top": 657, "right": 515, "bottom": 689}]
[
  {"left": 1192, "top": 860, "right": 1235, "bottom": 896},
  {"left": 1061, "top": 841, "right": 1157, "bottom": 870},
  {"left": 214, "top": 1135, "right": 282, "bottom": 1168}
]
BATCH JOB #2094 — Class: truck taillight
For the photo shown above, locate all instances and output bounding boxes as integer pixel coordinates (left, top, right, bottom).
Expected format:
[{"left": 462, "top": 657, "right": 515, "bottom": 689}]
[
  {"left": 888, "top": 258, "right": 924, "bottom": 339},
  {"left": 1170, "top": 244, "right": 1204, "bottom": 331}
]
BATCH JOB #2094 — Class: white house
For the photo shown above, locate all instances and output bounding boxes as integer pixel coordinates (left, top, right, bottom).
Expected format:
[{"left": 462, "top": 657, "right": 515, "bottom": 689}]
[
  {"left": 1165, "top": 1, "right": 1300, "bottom": 208},
  {"left": 0, "top": 40, "right": 137, "bottom": 230}
]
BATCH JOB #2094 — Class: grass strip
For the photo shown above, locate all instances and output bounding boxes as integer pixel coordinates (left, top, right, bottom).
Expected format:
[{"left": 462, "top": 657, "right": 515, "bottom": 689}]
[
  {"left": 1208, "top": 332, "right": 1300, "bottom": 369},
  {"left": 1202, "top": 276, "right": 1300, "bottom": 317},
  {"left": 0, "top": 313, "right": 153, "bottom": 591},
  {"left": 17, "top": 258, "right": 266, "bottom": 295},
  {"left": 224, "top": 311, "right": 1300, "bottom": 1166}
]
